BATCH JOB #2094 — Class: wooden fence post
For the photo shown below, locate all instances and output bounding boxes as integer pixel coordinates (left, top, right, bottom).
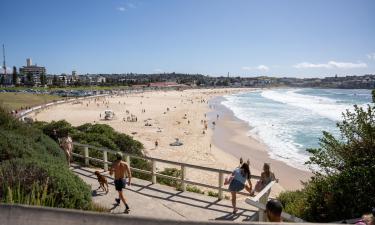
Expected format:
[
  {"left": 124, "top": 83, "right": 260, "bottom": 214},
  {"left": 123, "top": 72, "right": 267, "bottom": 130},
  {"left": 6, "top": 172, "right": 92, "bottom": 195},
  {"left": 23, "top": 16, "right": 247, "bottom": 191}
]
[
  {"left": 258, "top": 190, "right": 271, "bottom": 222},
  {"left": 103, "top": 150, "right": 108, "bottom": 172},
  {"left": 126, "top": 155, "right": 130, "bottom": 167},
  {"left": 84, "top": 147, "right": 89, "bottom": 166},
  {"left": 218, "top": 171, "right": 224, "bottom": 200},
  {"left": 181, "top": 165, "right": 186, "bottom": 191},
  {"left": 151, "top": 159, "right": 156, "bottom": 184}
]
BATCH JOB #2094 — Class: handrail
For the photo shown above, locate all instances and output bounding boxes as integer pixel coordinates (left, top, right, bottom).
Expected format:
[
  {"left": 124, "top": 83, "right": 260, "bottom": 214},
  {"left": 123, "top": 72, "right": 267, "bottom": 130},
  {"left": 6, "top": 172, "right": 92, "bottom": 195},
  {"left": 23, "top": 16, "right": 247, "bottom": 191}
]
[
  {"left": 72, "top": 142, "right": 264, "bottom": 200},
  {"left": 72, "top": 142, "right": 286, "bottom": 222},
  {"left": 73, "top": 142, "right": 261, "bottom": 179},
  {"left": 250, "top": 181, "right": 276, "bottom": 202}
]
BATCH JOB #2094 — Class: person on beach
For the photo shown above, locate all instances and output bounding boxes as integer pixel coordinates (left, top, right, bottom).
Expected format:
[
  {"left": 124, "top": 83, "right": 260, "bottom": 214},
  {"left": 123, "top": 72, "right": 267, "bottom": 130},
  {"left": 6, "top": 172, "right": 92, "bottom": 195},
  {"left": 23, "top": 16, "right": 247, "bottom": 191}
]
[
  {"left": 59, "top": 132, "right": 73, "bottom": 166},
  {"left": 225, "top": 163, "right": 252, "bottom": 214},
  {"left": 266, "top": 199, "right": 283, "bottom": 222},
  {"left": 155, "top": 140, "right": 159, "bottom": 148},
  {"left": 109, "top": 153, "right": 132, "bottom": 214},
  {"left": 252, "top": 163, "right": 277, "bottom": 194}
]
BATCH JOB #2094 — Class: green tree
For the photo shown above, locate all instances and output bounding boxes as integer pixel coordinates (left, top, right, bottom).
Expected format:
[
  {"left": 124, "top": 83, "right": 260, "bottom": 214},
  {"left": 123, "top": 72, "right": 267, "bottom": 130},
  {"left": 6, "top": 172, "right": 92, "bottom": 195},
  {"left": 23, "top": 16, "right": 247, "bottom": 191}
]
[
  {"left": 0, "top": 75, "right": 4, "bottom": 85},
  {"left": 279, "top": 99, "right": 375, "bottom": 222},
  {"left": 52, "top": 75, "right": 58, "bottom": 86},
  {"left": 40, "top": 72, "right": 47, "bottom": 86},
  {"left": 12, "top": 66, "right": 17, "bottom": 85},
  {"left": 26, "top": 72, "right": 34, "bottom": 86}
]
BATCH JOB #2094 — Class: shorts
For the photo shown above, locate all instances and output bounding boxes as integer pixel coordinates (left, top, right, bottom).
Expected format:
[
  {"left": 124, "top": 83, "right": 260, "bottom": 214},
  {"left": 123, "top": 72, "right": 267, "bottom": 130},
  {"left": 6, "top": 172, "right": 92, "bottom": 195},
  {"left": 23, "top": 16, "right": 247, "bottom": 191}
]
[
  {"left": 114, "top": 179, "right": 126, "bottom": 191},
  {"left": 228, "top": 179, "right": 245, "bottom": 192}
]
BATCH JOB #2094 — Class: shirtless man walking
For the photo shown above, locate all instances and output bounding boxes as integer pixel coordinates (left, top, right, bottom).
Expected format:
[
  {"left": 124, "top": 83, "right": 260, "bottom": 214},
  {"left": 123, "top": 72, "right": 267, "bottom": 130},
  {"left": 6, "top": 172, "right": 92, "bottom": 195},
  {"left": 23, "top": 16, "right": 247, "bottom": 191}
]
[{"left": 109, "top": 153, "right": 132, "bottom": 214}]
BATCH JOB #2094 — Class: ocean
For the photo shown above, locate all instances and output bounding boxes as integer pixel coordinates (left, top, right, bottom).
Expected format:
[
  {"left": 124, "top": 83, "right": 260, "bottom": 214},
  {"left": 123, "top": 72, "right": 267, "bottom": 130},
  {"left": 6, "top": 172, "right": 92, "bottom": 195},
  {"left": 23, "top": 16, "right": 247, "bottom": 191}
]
[{"left": 222, "top": 88, "right": 373, "bottom": 171}]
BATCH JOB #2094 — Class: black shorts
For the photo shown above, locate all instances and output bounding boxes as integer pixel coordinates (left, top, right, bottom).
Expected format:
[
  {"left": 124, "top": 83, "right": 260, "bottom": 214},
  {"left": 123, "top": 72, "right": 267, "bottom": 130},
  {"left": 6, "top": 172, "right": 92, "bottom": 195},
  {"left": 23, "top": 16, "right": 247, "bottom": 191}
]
[{"left": 114, "top": 179, "right": 126, "bottom": 191}]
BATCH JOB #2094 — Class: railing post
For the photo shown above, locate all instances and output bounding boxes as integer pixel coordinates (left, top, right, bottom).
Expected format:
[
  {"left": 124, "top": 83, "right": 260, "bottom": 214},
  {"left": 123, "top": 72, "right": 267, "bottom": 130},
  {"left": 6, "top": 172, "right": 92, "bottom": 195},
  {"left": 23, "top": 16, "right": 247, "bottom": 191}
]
[
  {"left": 151, "top": 159, "right": 156, "bottom": 184},
  {"left": 84, "top": 146, "right": 89, "bottom": 166},
  {"left": 181, "top": 165, "right": 186, "bottom": 191},
  {"left": 218, "top": 171, "right": 224, "bottom": 200},
  {"left": 258, "top": 189, "right": 270, "bottom": 222},
  {"left": 103, "top": 150, "right": 108, "bottom": 172},
  {"left": 126, "top": 155, "right": 130, "bottom": 167}
]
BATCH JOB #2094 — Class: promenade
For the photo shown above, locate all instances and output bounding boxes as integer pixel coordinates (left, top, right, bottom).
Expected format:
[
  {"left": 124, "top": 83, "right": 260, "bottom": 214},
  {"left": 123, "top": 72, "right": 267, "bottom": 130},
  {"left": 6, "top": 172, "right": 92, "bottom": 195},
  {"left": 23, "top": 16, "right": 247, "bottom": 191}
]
[{"left": 71, "top": 164, "right": 258, "bottom": 222}]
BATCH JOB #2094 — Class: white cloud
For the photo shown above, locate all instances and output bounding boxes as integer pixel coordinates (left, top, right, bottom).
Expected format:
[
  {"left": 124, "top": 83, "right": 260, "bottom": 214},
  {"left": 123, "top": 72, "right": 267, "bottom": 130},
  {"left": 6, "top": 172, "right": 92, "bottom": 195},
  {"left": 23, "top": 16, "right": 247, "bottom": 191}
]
[
  {"left": 241, "top": 65, "right": 270, "bottom": 72},
  {"left": 117, "top": 7, "right": 126, "bottom": 11},
  {"left": 154, "top": 69, "right": 163, "bottom": 73},
  {"left": 256, "top": 65, "right": 270, "bottom": 72},
  {"left": 117, "top": 2, "right": 137, "bottom": 12},
  {"left": 367, "top": 53, "right": 375, "bottom": 60},
  {"left": 293, "top": 61, "right": 367, "bottom": 69}
]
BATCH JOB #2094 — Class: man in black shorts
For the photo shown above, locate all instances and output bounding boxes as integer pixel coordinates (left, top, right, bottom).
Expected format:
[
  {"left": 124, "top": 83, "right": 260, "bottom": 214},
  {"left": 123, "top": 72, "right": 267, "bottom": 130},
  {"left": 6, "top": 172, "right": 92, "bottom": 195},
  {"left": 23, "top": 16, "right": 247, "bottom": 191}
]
[{"left": 110, "top": 153, "right": 132, "bottom": 214}]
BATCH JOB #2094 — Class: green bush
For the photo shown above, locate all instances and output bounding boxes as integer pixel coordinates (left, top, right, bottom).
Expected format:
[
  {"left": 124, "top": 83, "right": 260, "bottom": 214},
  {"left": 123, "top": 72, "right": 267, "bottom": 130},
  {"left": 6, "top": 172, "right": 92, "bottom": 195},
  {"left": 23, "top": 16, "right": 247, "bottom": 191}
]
[
  {"left": 0, "top": 108, "right": 92, "bottom": 210},
  {"left": 207, "top": 190, "right": 218, "bottom": 197},
  {"left": 279, "top": 104, "right": 375, "bottom": 222},
  {"left": 186, "top": 185, "right": 204, "bottom": 194},
  {"left": 158, "top": 168, "right": 181, "bottom": 187},
  {"left": 34, "top": 120, "right": 151, "bottom": 181}
]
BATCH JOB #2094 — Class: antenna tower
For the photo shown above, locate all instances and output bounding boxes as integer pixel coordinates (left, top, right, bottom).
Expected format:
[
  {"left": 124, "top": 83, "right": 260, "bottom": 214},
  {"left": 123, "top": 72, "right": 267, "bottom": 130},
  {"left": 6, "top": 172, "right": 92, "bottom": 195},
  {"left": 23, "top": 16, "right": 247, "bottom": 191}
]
[{"left": 2, "top": 44, "right": 6, "bottom": 76}]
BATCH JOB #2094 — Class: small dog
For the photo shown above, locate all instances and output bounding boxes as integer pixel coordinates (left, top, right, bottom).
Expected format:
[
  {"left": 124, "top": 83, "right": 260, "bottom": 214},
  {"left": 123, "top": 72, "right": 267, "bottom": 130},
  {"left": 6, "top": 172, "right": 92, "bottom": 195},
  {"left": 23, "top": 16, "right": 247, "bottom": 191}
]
[{"left": 94, "top": 171, "right": 109, "bottom": 193}]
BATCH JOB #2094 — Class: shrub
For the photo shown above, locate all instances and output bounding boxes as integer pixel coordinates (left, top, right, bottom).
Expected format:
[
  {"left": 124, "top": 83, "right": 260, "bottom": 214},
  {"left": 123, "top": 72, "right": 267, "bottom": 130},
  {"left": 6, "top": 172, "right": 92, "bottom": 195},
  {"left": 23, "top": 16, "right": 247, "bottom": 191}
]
[
  {"left": 279, "top": 104, "right": 375, "bottom": 222},
  {"left": 0, "top": 108, "right": 92, "bottom": 210},
  {"left": 207, "top": 190, "right": 218, "bottom": 197},
  {"left": 34, "top": 120, "right": 150, "bottom": 181},
  {"left": 186, "top": 185, "right": 204, "bottom": 194},
  {"left": 158, "top": 168, "right": 181, "bottom": 187}
]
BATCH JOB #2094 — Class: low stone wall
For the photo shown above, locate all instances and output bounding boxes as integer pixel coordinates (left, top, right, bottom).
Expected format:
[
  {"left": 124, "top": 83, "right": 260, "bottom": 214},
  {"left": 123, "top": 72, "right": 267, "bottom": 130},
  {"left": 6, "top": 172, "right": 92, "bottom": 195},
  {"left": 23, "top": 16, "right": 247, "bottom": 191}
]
[{"left": 0, "top": 204, "right": 315, "bottom": 225}]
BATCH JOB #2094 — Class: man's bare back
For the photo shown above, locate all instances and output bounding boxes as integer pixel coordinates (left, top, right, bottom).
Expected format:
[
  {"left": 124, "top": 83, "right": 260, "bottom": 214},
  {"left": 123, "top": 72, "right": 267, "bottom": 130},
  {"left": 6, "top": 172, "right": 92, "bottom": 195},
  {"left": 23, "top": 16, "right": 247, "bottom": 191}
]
[{"left": 110, "top": 160, "right": 131, "bottom": 184}]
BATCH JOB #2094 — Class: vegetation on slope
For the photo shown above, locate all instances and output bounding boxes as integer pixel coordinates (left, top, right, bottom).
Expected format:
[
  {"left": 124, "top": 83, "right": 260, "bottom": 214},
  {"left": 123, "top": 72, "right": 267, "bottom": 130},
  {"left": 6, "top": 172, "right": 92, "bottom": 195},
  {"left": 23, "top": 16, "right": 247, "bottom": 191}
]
[
  {"left": 278, "top": 96, "right": 375, "bottom": 222},
  {"left": 0, "top": 108, "right": 91, "bottom": 209},
  {"left": 33, "top": 120, "right": 152, "bottom": 180}
]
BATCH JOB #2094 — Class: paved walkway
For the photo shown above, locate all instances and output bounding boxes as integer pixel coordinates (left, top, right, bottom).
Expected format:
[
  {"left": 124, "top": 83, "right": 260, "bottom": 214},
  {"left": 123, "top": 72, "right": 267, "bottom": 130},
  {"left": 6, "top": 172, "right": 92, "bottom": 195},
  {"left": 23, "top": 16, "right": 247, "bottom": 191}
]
[{"left": 71, "top": 165, "right": 258, "bottom": 222}]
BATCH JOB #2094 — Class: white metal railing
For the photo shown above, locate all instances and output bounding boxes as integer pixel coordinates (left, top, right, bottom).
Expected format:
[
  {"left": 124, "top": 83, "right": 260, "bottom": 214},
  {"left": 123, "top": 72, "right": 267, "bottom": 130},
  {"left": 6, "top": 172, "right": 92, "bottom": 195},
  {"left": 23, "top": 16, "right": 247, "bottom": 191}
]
[
  {"left": 71, "top": 142, "right": 262, "bottom": 200},
  {"left": 71, "top": 142, "right": 304, "bottom": 222}
]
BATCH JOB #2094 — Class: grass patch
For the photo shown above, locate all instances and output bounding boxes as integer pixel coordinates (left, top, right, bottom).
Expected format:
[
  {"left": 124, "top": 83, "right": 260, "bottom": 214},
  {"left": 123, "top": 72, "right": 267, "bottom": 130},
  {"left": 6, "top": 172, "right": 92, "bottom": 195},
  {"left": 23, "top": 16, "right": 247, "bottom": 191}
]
[
  {"left": 0, "top": 93, "right": 62, "bottom": 111},
  {"left": 207, "top": 190, "right": 219, "bottom": 197},
  {"left": 186, "top": 185, "right": 205, "bottom": 194},
  {"left": 0, "top": 85, "right": 130, "bottom": 92}
]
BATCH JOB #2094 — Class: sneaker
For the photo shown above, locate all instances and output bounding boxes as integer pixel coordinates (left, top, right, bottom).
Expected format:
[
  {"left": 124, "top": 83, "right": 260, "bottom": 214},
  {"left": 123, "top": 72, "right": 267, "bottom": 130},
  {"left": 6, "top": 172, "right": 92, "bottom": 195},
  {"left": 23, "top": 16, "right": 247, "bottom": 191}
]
[
  {"left": 124, "top": 208, "right": 130, "bottom": 214},
  {"left": 115, "top": 198, "right": 120, "bottom": 204}
]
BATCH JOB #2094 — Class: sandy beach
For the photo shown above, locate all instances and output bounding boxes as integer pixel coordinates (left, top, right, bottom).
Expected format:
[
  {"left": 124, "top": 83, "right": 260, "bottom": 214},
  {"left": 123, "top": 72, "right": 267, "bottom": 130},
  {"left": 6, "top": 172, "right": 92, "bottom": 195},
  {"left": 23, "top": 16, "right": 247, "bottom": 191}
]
[{"left": 32, "top": 88, "right": 311, "bottom": 196}]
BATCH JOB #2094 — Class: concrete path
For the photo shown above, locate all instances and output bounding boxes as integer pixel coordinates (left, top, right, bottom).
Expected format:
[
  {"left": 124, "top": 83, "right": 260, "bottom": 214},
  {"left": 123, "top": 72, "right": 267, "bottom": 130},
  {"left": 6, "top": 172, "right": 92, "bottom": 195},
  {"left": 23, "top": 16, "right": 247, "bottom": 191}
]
[{"left": 71, "top": 165, "right": 258, "bottom": 222}]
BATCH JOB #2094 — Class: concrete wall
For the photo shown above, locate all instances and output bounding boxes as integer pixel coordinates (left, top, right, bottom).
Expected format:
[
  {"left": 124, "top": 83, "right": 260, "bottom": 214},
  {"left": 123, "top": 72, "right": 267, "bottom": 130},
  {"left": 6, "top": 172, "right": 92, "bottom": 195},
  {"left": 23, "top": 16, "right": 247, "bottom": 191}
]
[{"left": 0, "top": 204, "right": 324, "bottom": 225}]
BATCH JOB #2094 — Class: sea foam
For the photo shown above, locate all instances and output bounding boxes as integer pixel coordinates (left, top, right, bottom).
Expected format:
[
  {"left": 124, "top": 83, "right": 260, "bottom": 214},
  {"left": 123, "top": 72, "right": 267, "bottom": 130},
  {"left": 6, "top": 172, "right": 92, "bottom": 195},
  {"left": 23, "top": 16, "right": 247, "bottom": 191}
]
[{"left": 222, "top": 88, "right": 372, "bottom": 171}]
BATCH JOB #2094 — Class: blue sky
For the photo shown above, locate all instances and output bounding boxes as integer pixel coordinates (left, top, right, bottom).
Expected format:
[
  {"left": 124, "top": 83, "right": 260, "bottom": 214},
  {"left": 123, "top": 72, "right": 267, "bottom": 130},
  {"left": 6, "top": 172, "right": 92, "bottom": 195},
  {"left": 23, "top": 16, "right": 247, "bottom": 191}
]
[{"left": 1, "top": 0, "right": 375, "bottom": 77}]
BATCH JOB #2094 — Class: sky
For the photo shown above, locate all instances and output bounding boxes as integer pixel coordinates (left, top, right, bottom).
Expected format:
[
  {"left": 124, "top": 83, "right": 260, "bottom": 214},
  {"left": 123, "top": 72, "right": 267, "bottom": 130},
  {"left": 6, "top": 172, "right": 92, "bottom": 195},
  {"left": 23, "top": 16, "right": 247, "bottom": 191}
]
[{"left": 1, "top": 0, "right": 375, "bottom": 77}]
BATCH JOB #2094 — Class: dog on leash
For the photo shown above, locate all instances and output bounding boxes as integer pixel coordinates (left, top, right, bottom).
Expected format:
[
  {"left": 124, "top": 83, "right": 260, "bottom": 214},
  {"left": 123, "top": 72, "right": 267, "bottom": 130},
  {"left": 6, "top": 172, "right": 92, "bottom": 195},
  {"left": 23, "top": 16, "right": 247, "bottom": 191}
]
[{"left": 94, "top": 171, "right": 109, "bottom": 193}]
